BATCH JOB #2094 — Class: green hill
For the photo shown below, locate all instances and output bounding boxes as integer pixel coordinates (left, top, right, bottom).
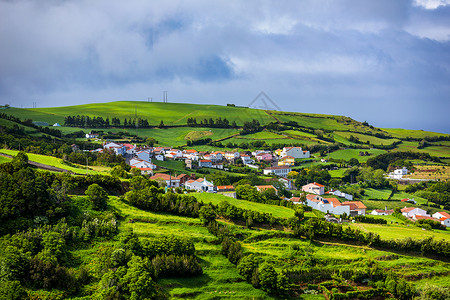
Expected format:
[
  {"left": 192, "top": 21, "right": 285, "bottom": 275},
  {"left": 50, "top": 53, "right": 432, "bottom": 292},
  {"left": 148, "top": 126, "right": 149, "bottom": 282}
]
[{"left": 2, "top": 101, "right": 449, "bottom": 156}]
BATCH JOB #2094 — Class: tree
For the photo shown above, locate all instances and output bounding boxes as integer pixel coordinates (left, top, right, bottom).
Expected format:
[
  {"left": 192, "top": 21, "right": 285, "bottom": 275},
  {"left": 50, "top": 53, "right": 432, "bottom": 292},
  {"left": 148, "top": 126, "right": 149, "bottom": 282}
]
[
  {"left": 85, "top": 184, "right": 108, "bottom": 210},
  {"left": 258, "top": 262, "right": 278, "bottom": 293},
  {"left": 199, "top": 205, "right": 216, "bottom": 225},
  {"left": 146, "top": 137, "right": 157, "bottom": 146},
  {"left": 237, "top": 254, "right": 260, "bottom": 282},
  {"left": 12, "top": 151, "right": 28, "bottom": 169},
  {"left": 121, "top": 256, "right": 160, "bottom": 300},
  {"left": 158, "top": 120, "right": 165, "bottom": 128},
  {"left": 0, "top": 281, "right": 27, "bottom": 300},
  {"left": 348, "top": 158, "right": 360, "bottom": 166},
  {"left": 110, "top": 165, "right": 128, "bottom": 178}
]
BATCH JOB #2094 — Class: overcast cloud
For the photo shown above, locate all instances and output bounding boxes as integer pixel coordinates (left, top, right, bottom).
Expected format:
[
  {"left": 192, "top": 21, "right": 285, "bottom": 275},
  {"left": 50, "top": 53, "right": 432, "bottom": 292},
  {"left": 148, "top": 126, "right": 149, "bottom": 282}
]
[{"left": 1, "top": 0, "right": 449, "bottom": 133}]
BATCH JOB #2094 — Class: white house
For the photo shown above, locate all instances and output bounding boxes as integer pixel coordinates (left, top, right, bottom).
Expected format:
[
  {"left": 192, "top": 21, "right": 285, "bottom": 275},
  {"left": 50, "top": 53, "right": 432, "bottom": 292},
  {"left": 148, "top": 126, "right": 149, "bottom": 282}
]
[
  {"left": 302, "top": 182, "right": 325, "bottom": 195},
  {"left": 240, "top": 154, "right": 254, "bottom": 165},
  {"left": 263, "top": 166, "right": 291, "bottom": 177},
  {"left": 306, "top": 195, "right": 350, "bottom": 215},
  {"left": 394, "top": 167, "right": 408, "bottom": 176},
  {"left": 225, "top": 152, "right": 240, "bottom": 161},
  {"left": 371, "top": 209, "right": 394, "bottom": 216},
  {"left": 327, "top": 189, "right": 353, "bottom": 200},
  {"left": 432, "top": 212, "right": 450, "bottom": 227},
  {"left": 150, "top": 173, "right": 181, "bottom": 188},
  {"left": 136, "top": 150, "right": 152, "bottom": 162},
  {"left": 211, "top": 151, "right": 224, "bottom": 161},
  {"left": 401, "top": 207, "right": 429, "bottom": 218},
  {"left": 86, "top": 132, "right": 99, "bottom": 139},
  {"left": 432, "top": 211, "right": 450, "bottom": 220},
  {"left": 131, "top": 160, "right": 157, "bottom": 170},
  {"left": 281, "top": 147, "right": 310, "bottom": 159},
  {"left": 185, "top": 178, "right": 216, "bottom": 193},
  {"left": 199, "top": 160, "right": 213, "bottom": 168},
  {"left": 154, "top": 154, "right": 164, "bottom": 161},
  {"left": 279, "top": 177, "right": 293, "bottom": 190},
  {"left": 104, "top": 142, "right": 126, "bottom": 156}
]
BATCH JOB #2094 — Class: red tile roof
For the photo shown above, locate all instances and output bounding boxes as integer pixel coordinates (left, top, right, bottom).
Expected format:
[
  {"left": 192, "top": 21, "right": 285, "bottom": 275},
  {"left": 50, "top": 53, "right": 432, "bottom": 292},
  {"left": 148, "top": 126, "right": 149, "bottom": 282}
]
[
  {"left": 217, "top": 185, "right": 235, "bottom": 190},
  {"left": 437, "top": 212, "right": 450, "bottom": 218},
  {"left": 401, "top": 207, "right": 416, "bottom": 213},
  {"left": 342, "top": 201, "right": 367, "bottom": 209},
  {"left": 150, "top": 173, "right": 179, "bottom": 181},
  {"left": 256, "top": 185, "right": 277, "bottom": 192},
  {"left": 325, "top": 198, "right": 341, "bottom": 207}
]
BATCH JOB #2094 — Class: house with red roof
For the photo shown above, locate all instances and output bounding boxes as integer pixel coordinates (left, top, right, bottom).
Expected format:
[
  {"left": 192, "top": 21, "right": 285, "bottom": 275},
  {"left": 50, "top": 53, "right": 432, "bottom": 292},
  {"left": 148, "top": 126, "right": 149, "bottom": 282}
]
[
  {"left": 255, "top": 185, "right": 278, "bottom": 195},
  {"left": 217, "top": 185, "right": 236, "bottom": 198},
  {"left": 281, "top": 147, "right": 310, "bottom": 159},
  {"left": 401, "top": 207, "right": 429, "bottom": 218},
  {"left": 342, "top": 201, "right": 367, "bottom": 215},
  {"left": 199, "top": 159, "right": 212, "bottom": 168},
  {"left": 263, "top": 166, "right": 291, "bottom": 177},
  {"left": 185, "top": 178, "right": 216, "bottom": 193},
  {"left": 150, "top": 173, "right": 181, "bottom": 188},
  {"left": 305, "top": 194, "right": 350, "bottom": 215},
  {"left": 302, "top": 182, "right": 325, "bottom": 195},
  {"left": 432, "top": 212, "right": 450, "bottom": 227}
]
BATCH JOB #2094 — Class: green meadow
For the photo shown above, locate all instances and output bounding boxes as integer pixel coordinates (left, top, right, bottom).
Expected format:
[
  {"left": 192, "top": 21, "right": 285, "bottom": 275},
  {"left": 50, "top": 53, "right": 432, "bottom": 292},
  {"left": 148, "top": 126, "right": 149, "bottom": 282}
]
[
  {"left": 193, "top": 192, "right": 295, "bottom": 219},
  {"left": 327, "top": 149, "right": 387, "bottom": 162},
  {"left": 334, "top": 131, "right": 400, "bottom": 146},
  {"left": 10, "top": 102, "right": 274, "bottom": 126},
  {"left": 0, "top": 149, "right": 106, "bottom": 175},
  {"left": 350, "top": 222, "right": 450, "bottom": 242},
  {"left": 382, "top": 128, "right": 450, "bottom": 140}
]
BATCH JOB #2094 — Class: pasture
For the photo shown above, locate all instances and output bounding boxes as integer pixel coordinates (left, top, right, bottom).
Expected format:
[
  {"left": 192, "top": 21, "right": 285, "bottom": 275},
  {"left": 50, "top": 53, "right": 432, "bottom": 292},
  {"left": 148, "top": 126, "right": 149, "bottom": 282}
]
[
  {"left": 193, "top": 192, "right": 295, "bottom": 219},
  {"left": 350, "top": 222, "right": 450, "bottom": 242},
  {"left": 327, "top": 149, "right": 386, "bottom": 162},
  {"left": 382, "top": 128, "right": 449, "bottom": 140},
  {"left": 333, "top": 131, "right": 400, "bottom": 146},
  {"left": 0, "top": 149, "right": 106, "bottom": 175},
  {"left": 10, "top": 101, "right": 274, "bottom": 126}
]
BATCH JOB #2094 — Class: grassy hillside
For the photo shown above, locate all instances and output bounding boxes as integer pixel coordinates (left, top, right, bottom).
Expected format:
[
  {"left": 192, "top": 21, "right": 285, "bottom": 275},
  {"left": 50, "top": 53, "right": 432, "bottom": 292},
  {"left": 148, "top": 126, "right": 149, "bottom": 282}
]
[
  {"left": 9, "top": 102, "right": 274, "bottom": 126},
  {"left": 2, "top": 101, "right": 449, "bottom": 158}
]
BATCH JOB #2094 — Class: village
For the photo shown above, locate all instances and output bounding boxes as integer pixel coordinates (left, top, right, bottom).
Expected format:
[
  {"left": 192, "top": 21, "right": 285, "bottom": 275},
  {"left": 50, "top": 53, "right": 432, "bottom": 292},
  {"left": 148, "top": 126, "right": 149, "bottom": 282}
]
[{"left": 94, "top": 139, "right": 450, "bottom": 228}]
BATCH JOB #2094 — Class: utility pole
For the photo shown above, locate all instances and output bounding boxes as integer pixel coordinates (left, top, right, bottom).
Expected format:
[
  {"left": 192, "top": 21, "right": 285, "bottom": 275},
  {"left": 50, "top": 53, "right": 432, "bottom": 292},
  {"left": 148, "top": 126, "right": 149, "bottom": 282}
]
[{"left": 135, "top": 105, "right": 138, "bottom": 139}]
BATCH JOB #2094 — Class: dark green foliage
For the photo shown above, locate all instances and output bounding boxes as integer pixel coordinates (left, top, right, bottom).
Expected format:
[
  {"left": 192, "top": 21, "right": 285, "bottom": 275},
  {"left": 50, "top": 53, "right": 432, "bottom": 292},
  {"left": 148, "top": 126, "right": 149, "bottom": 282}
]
[
  {"left": 110, "top": 165, "right": 128, "bottom": 178},
  {"left": 198, "top": 204, "right": 216, "bottom": 224},
  {"left": 294, "top": 168, "right": 331, "bottom": 187},
  {"left": 85, "top": 183, "right": 108, "bottom": 210},
  {"left": 121, "top": 256, "right": 160, "bottom": 300},
  {"left": 258, "top": 262, "right": 278, "bottom": 293},
  {"left": 353, "top": 215, "right": 387, "bottom": 224},
  {"left": 141, "top": 236, "right": 196, "bottom": 259},
  {"left": 0, "top": 280, "right": 27, "bottom": 300},
  {"left": 0, "top": 246, "right": 29, "bottom": 282},
  {"left": 151, "top": 254, "right": 202, "bottom": 278},
  {"left": 237, "top": 254, "right": 260, "bottom": 282},
  {"left": 366, "top": 151, "right": 438, "bottom": 171}
]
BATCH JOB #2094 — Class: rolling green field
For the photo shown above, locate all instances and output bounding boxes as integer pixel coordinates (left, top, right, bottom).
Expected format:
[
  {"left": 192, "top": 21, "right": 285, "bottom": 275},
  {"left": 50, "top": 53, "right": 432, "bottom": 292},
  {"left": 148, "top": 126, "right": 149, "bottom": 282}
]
[
  {"left": 327, "top": 149, "right": 387, "bottom": 162},
  {"left": 393, "top": 141, "right": 450, "bottom": 158},
  {"left": 383, "top": 128, "right": 450, "bottom": 139},
  {"left": 0, "top": 149, "right": 107, "bottom": 175},
  {"left": 6, "top": 102, "right": 274, "bottom": 126},
  {"left": 193, "top": 192, "right": 295, "bottom": 219},
  {"left": 109, "top": 197, "right": 273, "bottom": 299},
  {"left": 334, "top": 131, "right": 400, "bottom": 146},
  {"left": 360, "top": 188, "right": 393, "bottom": 200},
  {"left": 350, "top": 222, "right": 450, "bottom": 242}
]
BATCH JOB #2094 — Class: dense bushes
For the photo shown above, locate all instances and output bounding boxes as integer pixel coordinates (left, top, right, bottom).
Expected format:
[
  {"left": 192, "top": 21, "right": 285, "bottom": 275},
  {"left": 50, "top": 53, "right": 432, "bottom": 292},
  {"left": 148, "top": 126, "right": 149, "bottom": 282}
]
[{"left": 353, "top": 215, "right": 387, "bottom": 224}]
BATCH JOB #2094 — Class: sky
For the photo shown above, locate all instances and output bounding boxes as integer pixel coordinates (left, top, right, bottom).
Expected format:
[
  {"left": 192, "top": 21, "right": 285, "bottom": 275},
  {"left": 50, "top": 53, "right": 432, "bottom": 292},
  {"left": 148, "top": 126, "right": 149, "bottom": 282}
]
[{"left": 1, "top": 0, "right": 449, "bottom": 133}]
